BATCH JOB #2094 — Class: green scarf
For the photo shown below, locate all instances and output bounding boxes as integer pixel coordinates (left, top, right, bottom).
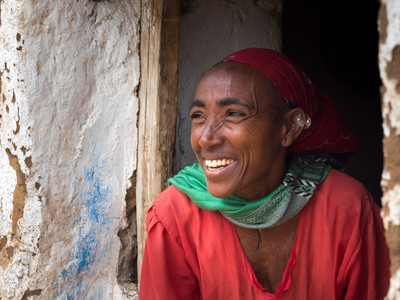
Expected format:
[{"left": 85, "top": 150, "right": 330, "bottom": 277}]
[{"left": 168, "top": 154, "right": 334, "bottom": 229}]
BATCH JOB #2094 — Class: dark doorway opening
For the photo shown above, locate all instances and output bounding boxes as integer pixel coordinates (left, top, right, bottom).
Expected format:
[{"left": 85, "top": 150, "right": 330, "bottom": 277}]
[{"left": 283, "top": 0, "right": 383, "bottom": 204}]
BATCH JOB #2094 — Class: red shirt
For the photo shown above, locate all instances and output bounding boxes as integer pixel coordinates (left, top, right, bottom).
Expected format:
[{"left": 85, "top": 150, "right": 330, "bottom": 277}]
[{"left": 140, "top": 170, "right": 390, "bottom": 299}]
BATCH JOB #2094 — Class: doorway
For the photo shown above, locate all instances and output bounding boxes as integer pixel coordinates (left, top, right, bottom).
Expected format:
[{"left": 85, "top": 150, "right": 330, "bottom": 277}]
[{"left": 282, "top": 0, "right": 383, "bottom": 204}]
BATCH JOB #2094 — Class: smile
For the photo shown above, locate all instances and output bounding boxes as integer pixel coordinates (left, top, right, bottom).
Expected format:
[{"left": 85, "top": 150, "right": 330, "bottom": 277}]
[{"left": 205, "top": 159, "right": 234, "bottom": 171}]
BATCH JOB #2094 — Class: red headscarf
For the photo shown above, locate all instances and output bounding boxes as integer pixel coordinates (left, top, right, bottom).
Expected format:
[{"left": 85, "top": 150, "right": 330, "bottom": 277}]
[{"left": 219, "top": 48, "right": 356, "bottom": 156}]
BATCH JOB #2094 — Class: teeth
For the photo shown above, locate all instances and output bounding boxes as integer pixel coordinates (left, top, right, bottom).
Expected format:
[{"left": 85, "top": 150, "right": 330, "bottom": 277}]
[{"left": 205, "top": 159, "right": 234, "bottom": 168}]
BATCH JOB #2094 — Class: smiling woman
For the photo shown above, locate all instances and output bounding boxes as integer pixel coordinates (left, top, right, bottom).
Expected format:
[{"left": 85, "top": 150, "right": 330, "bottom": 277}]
[
  {"left": 139, "top": 48, "right": 390, "bottom": 299},
  {"left": 189, "top": 63, "right": 291, "bottom": 200}
]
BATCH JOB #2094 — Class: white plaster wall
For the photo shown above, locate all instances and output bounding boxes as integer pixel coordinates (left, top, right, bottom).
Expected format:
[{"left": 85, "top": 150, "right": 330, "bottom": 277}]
[
  {"left": 380, "top": 0, "right": 400, "bottom": 137},
  {"left": 176, "top": 0, "right": 283, "bottom": 169},
  {"left": 0, "top": 0, "right": 140, "bottom": 299},
  {"left": 379, "top": 0, "right": 400, "bottom": 299}
]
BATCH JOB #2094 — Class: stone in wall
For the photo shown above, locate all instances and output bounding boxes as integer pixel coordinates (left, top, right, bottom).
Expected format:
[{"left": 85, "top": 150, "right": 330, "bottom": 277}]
[{"left": 0, "top": 0, "right": 140, "bottom": 298}]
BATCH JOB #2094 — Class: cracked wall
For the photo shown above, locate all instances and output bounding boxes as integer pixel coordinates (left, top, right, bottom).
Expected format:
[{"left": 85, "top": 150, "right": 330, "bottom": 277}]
[
  {"left": 0, "top": 0, "right": 140, "bottom": 299},
  {"left": 379, "top": 0, "right": 400, "bottom": 299}
]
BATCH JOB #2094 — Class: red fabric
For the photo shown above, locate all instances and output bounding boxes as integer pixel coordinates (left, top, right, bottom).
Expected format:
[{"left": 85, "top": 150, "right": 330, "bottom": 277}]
[
  {"left": 219, "top": 48, "right": 357, "bottom": 156},
  {"left": 140, "top": 170, "right": 390, "bottom": 300}
]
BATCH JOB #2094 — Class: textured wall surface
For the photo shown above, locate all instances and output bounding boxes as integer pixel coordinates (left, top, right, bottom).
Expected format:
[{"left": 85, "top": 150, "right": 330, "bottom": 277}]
[
  {"left": 176, "top": 0, "right": 283, "bottom": 169},
  {"left": 0, "top": 0, "right": 140, "bottom": 298},
  {"left": 378, "top": 0, "right": 400, "bottom": 299}
]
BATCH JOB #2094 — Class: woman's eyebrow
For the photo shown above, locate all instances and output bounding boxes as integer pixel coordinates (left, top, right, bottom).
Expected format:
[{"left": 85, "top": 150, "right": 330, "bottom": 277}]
[
  {"left": 190, "top": 97, "right": 253, "bottom": 110},
  {"left": 218, "top": 97, "right": 252, "bottom": 109},
  {"left": 190, "top": 99, "right": 205, "bottom": 110}
]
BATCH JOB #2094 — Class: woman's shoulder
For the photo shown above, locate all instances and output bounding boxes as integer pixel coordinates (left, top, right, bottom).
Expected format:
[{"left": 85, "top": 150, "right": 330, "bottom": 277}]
[
  {"left": 326, "top": 168, "right": 369, "bottom": 190},
  {"left": 299, "top": 169, "right": 383, "bottom": 262},
  {"left": 149, "top": 185, "right": 213, "bottom": 234},
  {"left": 310, "top": 168, "right": 378, "bottom": 221},
  {"left": 320, "top": 169, "right": 374, "bottom": 201},
  {"left": 153, "top": 184, "right": 199, "bottom": 216},
  {"left": 310, "top": 169, "right": 379, "bottom": 222},
  {"left": 148, "top": 185, "right": 226, "bottom": 253}
]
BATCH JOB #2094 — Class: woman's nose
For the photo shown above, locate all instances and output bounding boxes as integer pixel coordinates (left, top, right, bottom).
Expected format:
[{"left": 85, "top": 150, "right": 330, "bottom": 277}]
[{"left": 198, "top": 120, "right": 224, "bottom": 149}]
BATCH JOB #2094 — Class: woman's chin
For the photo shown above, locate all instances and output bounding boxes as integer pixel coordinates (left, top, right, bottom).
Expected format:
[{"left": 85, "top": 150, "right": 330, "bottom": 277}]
[{"left": 206, "top": 183, "right": 235, "bottom": 199}]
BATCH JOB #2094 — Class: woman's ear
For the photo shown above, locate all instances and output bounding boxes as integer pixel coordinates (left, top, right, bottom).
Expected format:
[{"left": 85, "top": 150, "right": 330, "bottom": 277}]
[{"left": 281, "top": 108, "right": 306, "bottom": 148}]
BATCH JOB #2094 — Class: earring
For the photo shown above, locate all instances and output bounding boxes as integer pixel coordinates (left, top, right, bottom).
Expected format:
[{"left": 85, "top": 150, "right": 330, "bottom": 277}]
[{"left": 297, "top": 114, "right": 311, "bottom": 129}]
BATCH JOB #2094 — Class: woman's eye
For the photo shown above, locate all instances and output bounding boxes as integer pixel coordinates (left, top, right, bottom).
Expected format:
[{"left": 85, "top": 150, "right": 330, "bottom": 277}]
[
  {"left": 226, "top": 111, "right": 246, "bottom": 118},
  {"left": 190, "top": 112, "right": 205, "bottom": 121}
]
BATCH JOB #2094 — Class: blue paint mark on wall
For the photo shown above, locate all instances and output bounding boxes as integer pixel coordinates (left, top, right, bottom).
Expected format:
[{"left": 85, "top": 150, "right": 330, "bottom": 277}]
[{"left": 55, "top": 154, "right": 114, "bottom": 299}]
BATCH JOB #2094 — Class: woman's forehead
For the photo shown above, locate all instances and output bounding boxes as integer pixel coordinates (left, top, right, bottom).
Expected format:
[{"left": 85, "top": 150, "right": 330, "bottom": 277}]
[
  {"left": 205, "top": 62, "right": 258, "bottom": 81},
  {"left": 197, "top": 62, "right": 276, "bottom": 100},
  {"left": 193, "top": 63, "right": 281, "bottom": 116}
]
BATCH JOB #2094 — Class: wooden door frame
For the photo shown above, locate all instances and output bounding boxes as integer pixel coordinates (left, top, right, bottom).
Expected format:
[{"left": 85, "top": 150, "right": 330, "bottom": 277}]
[{"left": 136, "top": 0, "right": 180, "bottom": 283}]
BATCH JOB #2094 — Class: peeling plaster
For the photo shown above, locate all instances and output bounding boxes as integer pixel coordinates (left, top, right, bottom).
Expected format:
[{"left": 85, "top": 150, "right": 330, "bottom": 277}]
[
  {"left": 21, "top": 289, "right": 42, "bottom": 300},
  {"left": 382, "top": 169, "right": 392, "bottom": 188},
  {"left": 0, "top": 237, "right": 12, "bottom": 270},
  {"left": 379, "top": 0, "right": 400, "bottom": 136},
  {"left": 386, "top": 268, "right": 400, "bottom": 300},
  {"left": 382, "top": 185, "right": 400, "bottom": 227},
  {"left": 5, "top": 148, "right": 26, "bottom": 235},
  {"left": 73, "top": 105, "right": 101, "bottom": 160},
  {"left": 379, "top": 0, "right": 400, "bottom": 297},
  {"left": 118, "top": 171, "right": 138, "bottom": 285},
  {"left": 1, "top": 0, "right": 140, "bottom": 298},
  {"left": 0, "top": 1, "right": 41, "bottom": 298},
  {"left": 0, "top": 149, "right": 15, "bottom": 237}
]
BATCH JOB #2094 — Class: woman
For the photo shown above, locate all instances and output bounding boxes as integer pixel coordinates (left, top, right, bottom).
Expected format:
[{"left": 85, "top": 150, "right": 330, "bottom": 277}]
[{"left": 140, "top": 48, "right": 390, "bottom": 299}]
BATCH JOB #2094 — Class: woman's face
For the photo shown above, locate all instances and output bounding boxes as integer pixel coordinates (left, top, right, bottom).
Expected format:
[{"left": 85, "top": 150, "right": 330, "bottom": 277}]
[{"left": 190, "top": 63, "right": 288, "bottom": 200}]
